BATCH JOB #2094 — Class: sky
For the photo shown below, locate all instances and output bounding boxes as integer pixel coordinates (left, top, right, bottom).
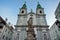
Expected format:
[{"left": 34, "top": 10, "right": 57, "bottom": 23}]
[{"left": 0, "top": 0, "right": 60, "bottom": 28}]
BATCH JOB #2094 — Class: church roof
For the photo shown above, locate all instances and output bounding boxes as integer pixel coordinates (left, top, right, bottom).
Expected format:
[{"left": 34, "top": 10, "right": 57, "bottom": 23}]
[
  {"left": 37, "top": 2, "right": 42, "bottom": 9},
  {"left": 21, "top": 2, "right": 27, "bottom": 9}
]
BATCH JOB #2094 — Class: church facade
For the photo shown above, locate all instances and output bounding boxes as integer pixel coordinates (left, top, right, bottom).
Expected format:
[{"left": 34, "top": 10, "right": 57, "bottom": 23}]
[
  {"left": 1, "top": 1, "right": 60, "bottom": 40},
  {"left": 15, "top": 2, "right": 51, "bottom": 40}
]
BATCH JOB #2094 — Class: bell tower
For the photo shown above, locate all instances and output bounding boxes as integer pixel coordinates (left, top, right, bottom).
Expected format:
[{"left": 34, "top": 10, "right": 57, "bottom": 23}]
[
  {"left": 36, "top": 2, "right": 44, "bottom": 15},
  {"left": 17, "top": 2, "right": 27, "bottom": 25},
  {"left": 36, "top": 2, "right": 50, "bottom": 40},
  {"left": 36, "top": 2, "right": 47, "bottom": 25},
  {"left": 15, "top": 2, "right": 27, "bottom": 40},
  {"left": 19, "top": 2, "right": 27, "bottom": 15}
]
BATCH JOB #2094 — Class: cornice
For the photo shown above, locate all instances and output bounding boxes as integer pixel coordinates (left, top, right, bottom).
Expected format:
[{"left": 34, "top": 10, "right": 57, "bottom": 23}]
[
  {"left": 36, "top": 14, "right": 46, "bottom": 16},
  {"left": 15, "top": 25, "right": 49, "bottom": 28},
  {"left": 18, "top": 14, "right": 27, "bottom": 16}
]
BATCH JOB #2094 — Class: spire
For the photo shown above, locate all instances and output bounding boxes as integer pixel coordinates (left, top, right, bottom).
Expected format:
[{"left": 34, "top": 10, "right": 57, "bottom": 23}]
[
  {"left": 37, "top": 1, "right": 42, "bottom": 9},
  {"left": 21, "top": 1, "right": 27, "bottom": 9}
]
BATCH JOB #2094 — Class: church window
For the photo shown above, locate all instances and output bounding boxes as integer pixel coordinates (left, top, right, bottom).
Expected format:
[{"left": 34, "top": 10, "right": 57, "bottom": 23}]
[
  {"left": 5, "top": 29, "right": 7, "bottom": 32},
  {"left": 39, "top": 11, "right": 42, "bottom": 13},
  {"left": 44, "top": 34, "right": 47, "bottom": 40},
  {"left": 21, "top": 10, "right": 24, "bottom": 13}
]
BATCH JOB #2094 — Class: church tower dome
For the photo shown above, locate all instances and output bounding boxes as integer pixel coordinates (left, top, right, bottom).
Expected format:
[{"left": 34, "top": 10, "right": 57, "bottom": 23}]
[
  {"left": 21, "top": 2, "right": 27, "bottom": 9},
  {"left": 37, "top": 2, "right": 42, "bottom": 9},
  {"left": 19, "top": 2, "right": 27, "bottom": 16},
  {"left": 36, "top": 2, "right": 45, "bottom": 15}
]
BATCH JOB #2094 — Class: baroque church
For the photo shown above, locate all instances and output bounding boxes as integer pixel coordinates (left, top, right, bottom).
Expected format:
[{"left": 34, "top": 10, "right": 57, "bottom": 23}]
[
  {"left": 0, "top": 1, "right": 60, "bottom": 40},
  {"left": 15, "top": 2, "right": 51, "bottom": 40}
]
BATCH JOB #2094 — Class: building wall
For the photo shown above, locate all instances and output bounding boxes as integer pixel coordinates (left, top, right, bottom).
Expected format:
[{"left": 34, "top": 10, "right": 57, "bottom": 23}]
[
  {"left": 49, "top": 21, "right": 60, "bottom": 40},
  {"left": 49, "top": 2, "right": 60, "bottom": 40},
  {"left": 36, "top": 28, "right": 43, "bottom": 40},
  {"left": 1, "top": 25, "right": 13, "bottom": 40},
  {"left": 0, "top": 23, "right": 13, "bottom": 40},
  {"left": 17, "top": 15, "right": 27, "bottom": 25}
]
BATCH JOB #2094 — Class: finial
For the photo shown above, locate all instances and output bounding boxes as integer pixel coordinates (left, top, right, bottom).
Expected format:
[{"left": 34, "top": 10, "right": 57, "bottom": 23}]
[
  {"left": 38, "top": 1, "right": 39, "bottom": 4},
  {"left": 24, "top": 1, "right": 26, "bottom": 4},
  {"left": 31, "top": 9, "right": 32, "bottom": 12},
  {"left": 30, "top": 9, "right": 33, "bottom": 16},
  {"left": 37, "top": 1, "right": 42, "bottom": 9},
  {"left": 21, "top": 1, "right": 27, "bottom": 9}
]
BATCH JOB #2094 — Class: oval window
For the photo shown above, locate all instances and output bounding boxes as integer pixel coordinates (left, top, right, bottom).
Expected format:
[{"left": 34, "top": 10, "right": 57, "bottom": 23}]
[
  {"left": 21, "top": 10, "right": 24, "bottom": 13},
  {"left": 39, "top": 11, "right": 42, "bottom": 13}
]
